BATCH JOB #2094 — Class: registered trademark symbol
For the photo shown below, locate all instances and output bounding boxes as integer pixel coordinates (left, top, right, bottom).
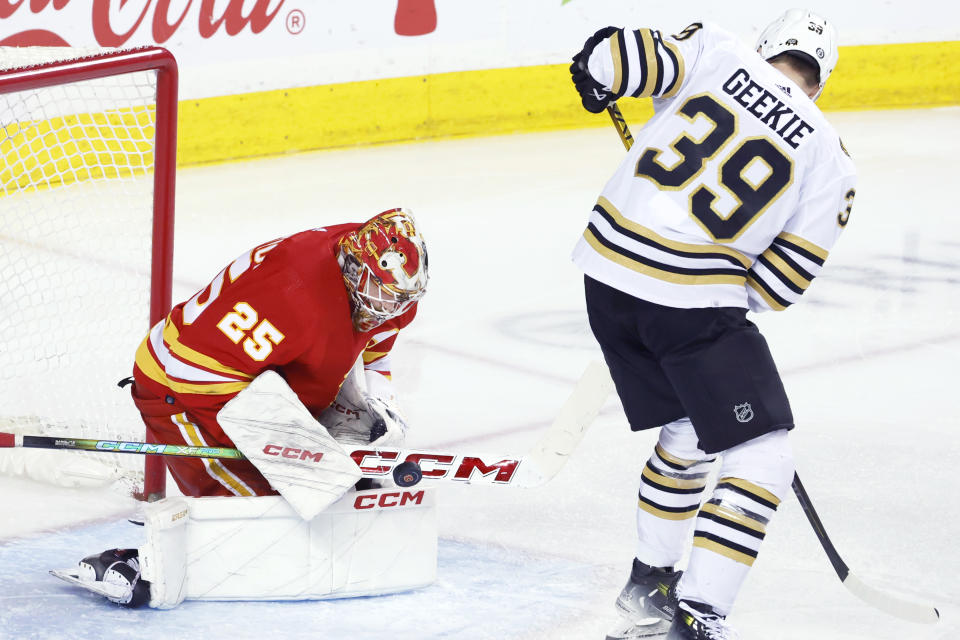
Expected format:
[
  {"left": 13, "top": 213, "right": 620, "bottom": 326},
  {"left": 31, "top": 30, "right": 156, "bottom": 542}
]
[{"left": 286, "top": 9, "right": 305, "bottom": 34}]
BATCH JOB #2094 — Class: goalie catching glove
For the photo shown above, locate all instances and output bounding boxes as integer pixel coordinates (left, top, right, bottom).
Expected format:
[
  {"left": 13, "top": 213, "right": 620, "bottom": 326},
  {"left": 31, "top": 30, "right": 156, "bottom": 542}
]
[{"left": 318, "top": 358, "right": 409, "bottom": 448}]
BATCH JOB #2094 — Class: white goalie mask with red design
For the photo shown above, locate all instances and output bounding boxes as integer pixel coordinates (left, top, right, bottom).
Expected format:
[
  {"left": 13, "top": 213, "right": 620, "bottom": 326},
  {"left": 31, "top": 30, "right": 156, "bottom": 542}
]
[{"left": 338, "top": 208, "right": 429, "bottom": 331}]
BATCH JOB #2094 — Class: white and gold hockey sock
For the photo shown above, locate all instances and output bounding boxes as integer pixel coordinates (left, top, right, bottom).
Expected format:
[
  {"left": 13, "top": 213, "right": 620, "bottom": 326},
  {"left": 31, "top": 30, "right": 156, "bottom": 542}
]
[
  {"left": 679, "top": 429, "right": 794, "bottom": 615},
  {"left": 634, "top": 441, "right": 715, "bottom": 568}
]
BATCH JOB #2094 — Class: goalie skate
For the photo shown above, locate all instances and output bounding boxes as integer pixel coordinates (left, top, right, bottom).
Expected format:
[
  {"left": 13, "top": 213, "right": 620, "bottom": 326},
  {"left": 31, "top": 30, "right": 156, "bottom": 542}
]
[
  {"left": 51, "top": 548, "right": 150, "bottom": 607},
  {"left": 50, "top": 567, "right": 131, "bottom": 601}
]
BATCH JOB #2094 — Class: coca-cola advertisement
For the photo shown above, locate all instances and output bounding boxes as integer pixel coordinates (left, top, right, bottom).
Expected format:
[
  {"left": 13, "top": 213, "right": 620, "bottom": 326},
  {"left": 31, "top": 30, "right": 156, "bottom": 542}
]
[
  {"left": 0, "top": 0, "right": 450, "bottom": 97},
  {"left": 0, "top": 0, "right": 438, "bottom": 48}
]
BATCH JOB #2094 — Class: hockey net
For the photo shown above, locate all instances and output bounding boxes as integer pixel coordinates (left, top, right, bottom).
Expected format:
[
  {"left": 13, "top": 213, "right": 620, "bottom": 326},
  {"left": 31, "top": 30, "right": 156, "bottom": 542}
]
[{"left": 0, "top": 47, "right": 177, "bottom": 500}]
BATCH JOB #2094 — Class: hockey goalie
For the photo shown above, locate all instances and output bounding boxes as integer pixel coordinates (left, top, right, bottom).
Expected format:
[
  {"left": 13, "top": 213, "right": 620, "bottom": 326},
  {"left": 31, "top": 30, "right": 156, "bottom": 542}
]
[{"left": 52, "top": 208, "right": 437, "bottom": 608}]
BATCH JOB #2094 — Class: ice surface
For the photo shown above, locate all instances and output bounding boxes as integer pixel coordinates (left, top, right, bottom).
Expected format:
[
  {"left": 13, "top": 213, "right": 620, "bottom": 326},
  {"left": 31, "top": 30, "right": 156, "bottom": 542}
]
[{"left": 1, "top": 108, "right": 958, "bottom": 639}]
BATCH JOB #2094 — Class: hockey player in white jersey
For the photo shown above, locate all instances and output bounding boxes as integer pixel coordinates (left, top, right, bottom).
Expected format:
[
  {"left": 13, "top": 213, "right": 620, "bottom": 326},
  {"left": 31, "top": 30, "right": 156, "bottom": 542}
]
[{"left": 569, "top": 9, "right": 856, "bottom": 640}]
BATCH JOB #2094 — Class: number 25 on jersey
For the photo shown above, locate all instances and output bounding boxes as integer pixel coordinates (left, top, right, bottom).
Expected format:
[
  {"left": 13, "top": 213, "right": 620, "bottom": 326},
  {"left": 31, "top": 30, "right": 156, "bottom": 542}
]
[{"left": 216, "top": 302, "right": 286, "bottom": 362}]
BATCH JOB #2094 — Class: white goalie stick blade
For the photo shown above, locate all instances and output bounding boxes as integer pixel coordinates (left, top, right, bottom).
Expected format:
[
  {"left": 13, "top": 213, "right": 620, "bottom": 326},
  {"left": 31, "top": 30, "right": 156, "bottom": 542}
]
[
  {"left": 50, "top": 568, "right": 130, "bottom": 601},
  {"left": 512, "top": 360, "right": 615, "bottom": 488},
  {"left": 841, "top": 572, "right": 940, "bottom": 624},
  {"left": 604, "top": 617, "right": 671, "bottom": 639}
]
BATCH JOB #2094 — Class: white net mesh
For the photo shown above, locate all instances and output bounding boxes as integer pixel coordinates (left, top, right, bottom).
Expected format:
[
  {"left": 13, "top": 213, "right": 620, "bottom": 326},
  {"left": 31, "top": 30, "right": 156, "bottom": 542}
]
[{"left": 0, "top": 47, "right": 162, "bottom": 489}]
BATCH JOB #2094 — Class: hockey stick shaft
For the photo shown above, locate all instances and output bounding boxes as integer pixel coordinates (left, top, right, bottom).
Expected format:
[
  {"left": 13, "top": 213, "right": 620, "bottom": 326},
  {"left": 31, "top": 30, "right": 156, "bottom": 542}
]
[
  {"left": 0, "top": 361, "right": 614, "bottom": 489},
  {"left": 603, "top": 104, "right": 939, "bottom": 624},
  {"left": 791, "top": 472, "right": 848, "bottom": 579},
  {"left": 606, "top": 103, "right": 634, "bottom": 150},
  {"left": 0, "top": 431, "right": 520, "bottom": 486}
]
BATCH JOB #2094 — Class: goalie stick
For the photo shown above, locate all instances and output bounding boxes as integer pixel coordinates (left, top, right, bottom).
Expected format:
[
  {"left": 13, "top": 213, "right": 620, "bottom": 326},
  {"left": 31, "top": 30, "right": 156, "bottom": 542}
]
[
  {"left": 0, "top": 361, "right": 614, "bottom": 489},
  {"left": 604, "top": 101, "right": 940, "bottom": 625}
]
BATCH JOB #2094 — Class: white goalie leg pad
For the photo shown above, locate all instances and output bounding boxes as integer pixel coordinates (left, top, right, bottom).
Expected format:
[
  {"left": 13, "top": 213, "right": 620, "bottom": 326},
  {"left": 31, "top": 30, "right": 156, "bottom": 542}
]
[
  {"left": 175, "top": 488, "right": 436, "bottom": 602},
  {"left": 218, "top": 370, "right": 363, "bottom": 520},
  {"left": 138, "top": 497, "right": 189, "bottom": 609}
]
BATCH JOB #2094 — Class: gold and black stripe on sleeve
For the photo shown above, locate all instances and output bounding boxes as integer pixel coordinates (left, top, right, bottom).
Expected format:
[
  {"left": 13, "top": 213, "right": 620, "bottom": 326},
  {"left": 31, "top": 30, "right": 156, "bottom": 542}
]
[
  {"left": 748, "top": 232, "right": 828, "bottom": 310},
  {"left": 610, "top": 28, "right": 629, "bottom": 98},
  {"left": 657, "top": 32, "right": 685, "bottom": 98},
  {"left": 746, "top": 269, "right": 791, "bottom": 311},
  {"left": 772, "top": 232, "right": 828, "bottom": 267},
  {"left": 584, "top": 199, "right": 749, "bottom": 286},
  {"left": 630, "top": 28, "right": 658, "bottom": 98},
  {"left": 628, "top": 28, "right": 686, "bottom": 99}
]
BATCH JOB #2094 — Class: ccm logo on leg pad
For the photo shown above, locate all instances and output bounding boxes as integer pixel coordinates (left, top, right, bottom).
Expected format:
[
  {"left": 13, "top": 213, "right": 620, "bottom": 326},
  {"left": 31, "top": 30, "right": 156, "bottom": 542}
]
[{"left": 262, "top": 444, "right": 324, "bottom": 462}]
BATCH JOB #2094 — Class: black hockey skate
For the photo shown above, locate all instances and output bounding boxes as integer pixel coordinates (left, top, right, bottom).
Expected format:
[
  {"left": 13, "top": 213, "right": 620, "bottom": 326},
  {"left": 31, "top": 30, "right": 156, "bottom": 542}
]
[
  {"left": 666, "top": 600, "right": 739, "bottom": 640},
  {"left": 605, "top": 558, "right": 681, "bottom": 639},
  {"left": 51, "top": 548, "right": 151, "bottom": 608}
]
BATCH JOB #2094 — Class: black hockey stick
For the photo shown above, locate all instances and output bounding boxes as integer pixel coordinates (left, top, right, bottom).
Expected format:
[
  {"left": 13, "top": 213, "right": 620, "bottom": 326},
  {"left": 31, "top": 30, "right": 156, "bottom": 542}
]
[
  {"left": 791, "top": 473, "right": 939, "bottom": 623},
  {"left": 605, "top": 102, "right": 939, "bottom": 624}
]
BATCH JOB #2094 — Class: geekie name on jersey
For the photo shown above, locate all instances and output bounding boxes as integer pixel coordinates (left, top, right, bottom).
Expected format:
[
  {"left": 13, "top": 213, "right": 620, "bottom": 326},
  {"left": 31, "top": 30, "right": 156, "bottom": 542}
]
[{"left": 721, "top": 68, "right": 815, "bottom": 149}]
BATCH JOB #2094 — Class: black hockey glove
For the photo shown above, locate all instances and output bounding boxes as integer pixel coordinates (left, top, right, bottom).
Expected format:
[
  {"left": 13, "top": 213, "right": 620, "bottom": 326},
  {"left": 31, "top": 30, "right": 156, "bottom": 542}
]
[{"left": 570, "top": 26, "right": 618, "bottom": 113}]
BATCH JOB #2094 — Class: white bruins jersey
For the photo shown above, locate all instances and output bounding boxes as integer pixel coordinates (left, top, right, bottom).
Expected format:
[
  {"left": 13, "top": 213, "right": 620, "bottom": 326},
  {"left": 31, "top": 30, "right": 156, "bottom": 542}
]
[{"left": 572, "top": 22, "right": 857, "bottom": 311}]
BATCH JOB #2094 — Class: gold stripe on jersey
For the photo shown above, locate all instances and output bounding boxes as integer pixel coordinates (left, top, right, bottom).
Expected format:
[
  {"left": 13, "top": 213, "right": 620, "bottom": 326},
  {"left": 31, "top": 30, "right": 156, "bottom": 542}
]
[
  {"left": 776, "top": 232, "right": 829, "bottom": 264},
  {"left": 659, "top": 38, "right": 685, "bottom": 98},
  {"left": 584, "top": 228, "right": 748, "bottom": 286},
  {"left": 362, "top": 350, "right": 388, "bottom": 364},
  {"left": 135, "top": 337, "right": 250, "bottom": 396},
  {"left": 759, "top": 248, "right": 812, "bottom": 292},
  {"left": 746, "top": 277, "right": 788, "bottom": 311},
  {"left": 598, "top": 197, "right": 752, "bottom": 268},
  {"left": 636, "top": 29, "right": 658, "bottom": 98},
  {"left": 163, "top": 321, "right": 252, "bottom": 380},
  {"left": 174, "top": 413, "right": 254, "bottom": 497},
  {"left": 610, "top": 30, "right": 625, "bottom": 97}
]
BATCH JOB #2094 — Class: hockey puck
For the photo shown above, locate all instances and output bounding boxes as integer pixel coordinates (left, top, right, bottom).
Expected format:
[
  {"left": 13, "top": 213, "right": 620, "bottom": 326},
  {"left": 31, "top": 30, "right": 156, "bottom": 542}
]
[{"left": 392, "top": 460, "right": 423, "bottom": 487}]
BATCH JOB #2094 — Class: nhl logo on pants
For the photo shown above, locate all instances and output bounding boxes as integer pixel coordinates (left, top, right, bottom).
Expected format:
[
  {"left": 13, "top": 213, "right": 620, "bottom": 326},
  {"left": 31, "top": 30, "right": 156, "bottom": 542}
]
[{"left": 733, "top": 402, "right": 754, "bottom": 423}]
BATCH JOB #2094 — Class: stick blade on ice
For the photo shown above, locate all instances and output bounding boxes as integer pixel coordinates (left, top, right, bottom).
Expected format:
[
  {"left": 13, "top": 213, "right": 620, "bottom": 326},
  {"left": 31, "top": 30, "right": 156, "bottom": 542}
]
[
  {"left": 513, "top": 360, "right": 614, "bottom": 488},
  {"left": 842, "top": 573, "right": 940, "bottom": 624}
]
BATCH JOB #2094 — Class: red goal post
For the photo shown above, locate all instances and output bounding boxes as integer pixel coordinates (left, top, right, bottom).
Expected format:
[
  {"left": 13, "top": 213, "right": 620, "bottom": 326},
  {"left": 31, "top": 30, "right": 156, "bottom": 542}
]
[{"left": 0, "top": 47, "right": 178, "bottom": 501}]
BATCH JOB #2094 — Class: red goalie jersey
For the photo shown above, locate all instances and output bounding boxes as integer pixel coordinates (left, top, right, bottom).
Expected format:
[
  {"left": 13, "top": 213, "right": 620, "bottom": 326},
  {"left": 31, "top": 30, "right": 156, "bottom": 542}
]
[{"left": 131, "top": 223, "right": 418, "bottom": 497}]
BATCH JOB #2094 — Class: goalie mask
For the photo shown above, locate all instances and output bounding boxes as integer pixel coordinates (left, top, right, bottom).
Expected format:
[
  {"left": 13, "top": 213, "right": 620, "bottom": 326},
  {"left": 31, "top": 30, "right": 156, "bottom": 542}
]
[
  {"left": 339, "top": 208, "right": 429, "bottom": 331},
  {"left": 756, "top": 8, "right": 838, "bottom": 100}
]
